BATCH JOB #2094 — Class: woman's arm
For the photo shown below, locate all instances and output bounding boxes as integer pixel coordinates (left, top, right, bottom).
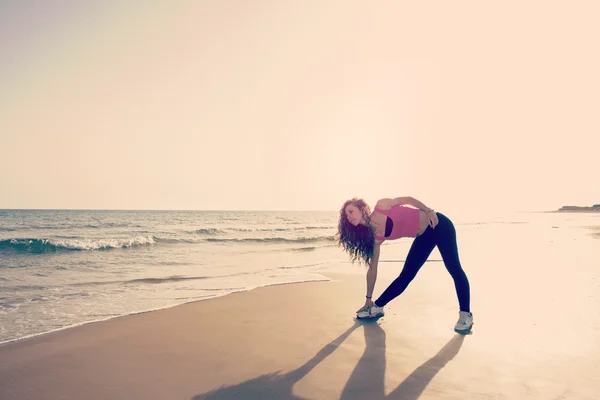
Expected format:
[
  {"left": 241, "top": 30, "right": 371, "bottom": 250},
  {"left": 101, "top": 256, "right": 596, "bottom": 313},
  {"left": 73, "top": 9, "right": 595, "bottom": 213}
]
[
  {"left": 357, "top": 241, "right": 382, "bottom": 312},
  {"left": 366, "top": 241, "right": 382, "bottom": 298}
]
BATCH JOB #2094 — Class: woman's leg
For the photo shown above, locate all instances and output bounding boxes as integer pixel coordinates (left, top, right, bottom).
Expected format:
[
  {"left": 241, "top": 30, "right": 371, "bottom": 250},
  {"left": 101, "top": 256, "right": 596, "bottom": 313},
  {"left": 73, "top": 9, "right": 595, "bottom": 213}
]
[
  {"left": 434, "top": 213, "right": 471, "bottom": 312},
  {"left": 374, "top": 228, "right": 436, "bottom": 307}
]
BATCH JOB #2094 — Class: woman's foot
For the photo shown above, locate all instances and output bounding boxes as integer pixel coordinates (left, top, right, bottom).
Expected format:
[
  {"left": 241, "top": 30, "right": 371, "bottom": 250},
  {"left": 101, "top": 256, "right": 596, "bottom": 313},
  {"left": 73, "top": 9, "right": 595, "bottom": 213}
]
[
  {"left": 356, "top": 303, "right": 385, "bottom": 319},
  {"left": 454, "top": 311, "right": 473, "bottom": 334}
]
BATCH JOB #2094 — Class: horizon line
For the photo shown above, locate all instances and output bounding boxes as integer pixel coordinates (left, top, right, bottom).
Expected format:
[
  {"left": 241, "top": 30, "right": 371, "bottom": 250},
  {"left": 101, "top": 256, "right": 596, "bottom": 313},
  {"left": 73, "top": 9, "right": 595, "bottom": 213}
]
[
  {"left": 0, "top": 207, "right": 560, "bottom": 213},
  {"left": 0, "top": 208, "right": 340, "bottom": 212}
]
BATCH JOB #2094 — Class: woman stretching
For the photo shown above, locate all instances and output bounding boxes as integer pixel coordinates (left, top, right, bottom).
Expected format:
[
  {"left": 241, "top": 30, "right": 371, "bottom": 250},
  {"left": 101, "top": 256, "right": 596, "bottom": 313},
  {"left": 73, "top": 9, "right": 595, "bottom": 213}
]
[{"left": 337, "top": 197, "right": 473, "bottom": 334}]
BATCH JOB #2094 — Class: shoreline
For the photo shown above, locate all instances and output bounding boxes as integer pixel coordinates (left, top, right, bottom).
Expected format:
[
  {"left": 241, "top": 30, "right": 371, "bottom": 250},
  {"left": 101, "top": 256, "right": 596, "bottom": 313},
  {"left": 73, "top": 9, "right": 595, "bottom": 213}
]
[{"left": 0, "top": 276, "right": 332, "bottom": 348}]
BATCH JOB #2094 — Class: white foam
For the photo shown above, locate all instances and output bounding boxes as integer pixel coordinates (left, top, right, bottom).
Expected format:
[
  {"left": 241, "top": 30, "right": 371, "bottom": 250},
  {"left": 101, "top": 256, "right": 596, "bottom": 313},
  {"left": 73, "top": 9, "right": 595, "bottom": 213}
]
[{"left": 49, "top": 235, "right": 155, "bottom": 250}]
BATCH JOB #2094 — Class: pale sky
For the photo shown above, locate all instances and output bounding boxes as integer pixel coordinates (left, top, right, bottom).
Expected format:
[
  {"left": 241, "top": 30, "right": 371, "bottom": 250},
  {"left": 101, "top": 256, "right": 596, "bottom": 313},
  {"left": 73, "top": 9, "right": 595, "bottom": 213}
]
[{"left": 1, "top": 1, "right": 598, "bottom": 214}]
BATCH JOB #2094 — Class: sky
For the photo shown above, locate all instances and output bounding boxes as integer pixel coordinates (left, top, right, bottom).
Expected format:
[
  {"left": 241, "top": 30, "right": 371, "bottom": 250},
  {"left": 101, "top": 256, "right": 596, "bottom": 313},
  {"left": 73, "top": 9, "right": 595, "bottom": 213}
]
[{"left": 1, "top": 1, "right": 599, "bottom": 214}]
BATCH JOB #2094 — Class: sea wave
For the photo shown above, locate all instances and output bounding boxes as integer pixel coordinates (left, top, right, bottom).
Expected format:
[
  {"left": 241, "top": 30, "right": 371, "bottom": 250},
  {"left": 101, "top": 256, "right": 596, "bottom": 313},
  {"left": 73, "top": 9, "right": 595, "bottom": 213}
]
[
  {"left": 126, "top": 275, "right": 208, "bottom": 284},
  {"left": 275, "top": 262, "right": 326, "bottom": 269},
  {"left": 0, "top": 236, "right": 155, "bottom": 253},
  {"left": 194, "top": 228, "right": 224, "bottom": 235},
  {"left": 152, "top": 237, "right": 197, "bottom": 244},
  {"left": 291, "top": 246, "right": 318, "bottom": 252},
  {"left": 0, "top": 234, "right": 334, "bottom": 253},
  {"left": 4, "top": 222, "right": 143, "bottom": 231},
  {"left": 227, "top": 226, "right": 335, "bottom": 232},
  {"left": 192, "top": 226, "right": 335, "bottom": 234},
  {"left": 205, "top": 236, "right": 335, "bottom": 244}
]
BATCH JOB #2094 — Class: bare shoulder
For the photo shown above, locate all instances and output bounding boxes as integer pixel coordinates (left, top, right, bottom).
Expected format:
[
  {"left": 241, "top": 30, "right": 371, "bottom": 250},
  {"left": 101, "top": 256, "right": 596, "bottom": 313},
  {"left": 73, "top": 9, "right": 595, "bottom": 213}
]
[{"left": 375, "top": 198, "right": 394, "bottom": 209}]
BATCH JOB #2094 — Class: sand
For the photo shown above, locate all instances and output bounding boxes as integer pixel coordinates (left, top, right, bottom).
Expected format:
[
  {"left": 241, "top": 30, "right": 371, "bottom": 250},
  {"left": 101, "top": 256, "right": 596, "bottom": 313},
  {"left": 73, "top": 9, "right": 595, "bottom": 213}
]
[{"left": 1, "top": 257, "right": 599, "bottom": 400}]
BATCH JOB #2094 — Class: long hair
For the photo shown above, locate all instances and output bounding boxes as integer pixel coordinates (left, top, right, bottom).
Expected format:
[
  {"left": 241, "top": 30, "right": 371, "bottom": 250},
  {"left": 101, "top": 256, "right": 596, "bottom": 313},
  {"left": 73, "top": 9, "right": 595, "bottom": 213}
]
[{"left": 337, "top": 198, "right": 375, "bottom": 266}]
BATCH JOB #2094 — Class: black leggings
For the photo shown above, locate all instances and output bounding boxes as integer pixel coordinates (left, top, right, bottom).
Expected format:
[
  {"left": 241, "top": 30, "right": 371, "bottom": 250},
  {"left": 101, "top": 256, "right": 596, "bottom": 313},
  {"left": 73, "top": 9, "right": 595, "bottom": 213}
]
[{"left": 374, "top": 213, "right": 471, "bottom": 312}]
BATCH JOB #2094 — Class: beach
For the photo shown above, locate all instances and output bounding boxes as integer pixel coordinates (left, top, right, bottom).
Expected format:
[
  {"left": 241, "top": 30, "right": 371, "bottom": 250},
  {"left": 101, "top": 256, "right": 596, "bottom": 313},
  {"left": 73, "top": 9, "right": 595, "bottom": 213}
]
[
  {"left": 3, "top": 1, "right": 600, "bottom": 397},
  {"left": 1, "top": 210, "right": 599, "bottom": 399},
  {"left": 4, "top": 1, "right": 600, "bottom": 397}
]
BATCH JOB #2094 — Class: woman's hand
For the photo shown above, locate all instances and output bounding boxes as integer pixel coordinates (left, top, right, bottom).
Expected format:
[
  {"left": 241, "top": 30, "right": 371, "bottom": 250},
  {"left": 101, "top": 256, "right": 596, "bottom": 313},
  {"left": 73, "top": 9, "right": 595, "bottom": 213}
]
[
  {"left": 427, "top": 210, "right": 439, "bottom": 228},
  {"left": 356, "top": 298, "right": 373, "bottom": 313}
]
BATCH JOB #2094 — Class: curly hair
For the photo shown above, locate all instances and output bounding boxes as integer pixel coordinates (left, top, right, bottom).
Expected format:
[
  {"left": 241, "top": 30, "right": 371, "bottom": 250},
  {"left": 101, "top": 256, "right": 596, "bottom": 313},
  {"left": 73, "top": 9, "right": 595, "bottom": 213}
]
[{"left": 337, "top": 198, "right": 376, "bottom": 266}]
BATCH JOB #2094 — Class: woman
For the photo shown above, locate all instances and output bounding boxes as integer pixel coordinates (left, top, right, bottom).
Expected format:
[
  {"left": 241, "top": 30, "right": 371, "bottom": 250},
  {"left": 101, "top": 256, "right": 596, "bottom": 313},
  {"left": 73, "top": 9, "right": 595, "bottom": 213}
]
[{"left": 337, "top": 197, "right": 473, "bottom": 334}]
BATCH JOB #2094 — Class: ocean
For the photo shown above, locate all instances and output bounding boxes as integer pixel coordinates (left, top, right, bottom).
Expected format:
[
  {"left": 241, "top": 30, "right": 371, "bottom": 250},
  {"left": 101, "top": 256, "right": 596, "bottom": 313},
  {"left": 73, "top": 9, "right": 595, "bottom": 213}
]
[{"left": 1, "top": 209, "right": 599, "bottom": 345}]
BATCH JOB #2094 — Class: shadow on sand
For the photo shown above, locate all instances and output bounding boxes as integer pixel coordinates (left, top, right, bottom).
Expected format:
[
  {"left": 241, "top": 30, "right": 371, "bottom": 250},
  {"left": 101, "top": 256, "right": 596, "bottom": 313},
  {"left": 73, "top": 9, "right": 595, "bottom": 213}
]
[{"left": 192, "top": 320, "right": 465, "bottom": 400}]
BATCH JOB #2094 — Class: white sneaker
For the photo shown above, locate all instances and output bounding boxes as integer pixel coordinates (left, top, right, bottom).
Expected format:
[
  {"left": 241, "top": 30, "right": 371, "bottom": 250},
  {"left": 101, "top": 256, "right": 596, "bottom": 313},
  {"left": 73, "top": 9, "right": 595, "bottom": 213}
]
[
  {"left": 454, "top": 311, "right": 473, "bottom": 334},
  {"left": 357, "top": 304, "right": 385, "bottom": 319}
]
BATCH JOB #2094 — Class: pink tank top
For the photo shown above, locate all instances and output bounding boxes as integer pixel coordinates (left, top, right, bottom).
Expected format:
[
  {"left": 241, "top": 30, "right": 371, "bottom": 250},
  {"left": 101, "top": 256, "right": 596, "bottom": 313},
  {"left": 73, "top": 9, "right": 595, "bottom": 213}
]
[{"left": 373, "top": 205, "right": 420, "bottom": 240}]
